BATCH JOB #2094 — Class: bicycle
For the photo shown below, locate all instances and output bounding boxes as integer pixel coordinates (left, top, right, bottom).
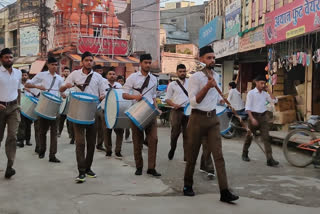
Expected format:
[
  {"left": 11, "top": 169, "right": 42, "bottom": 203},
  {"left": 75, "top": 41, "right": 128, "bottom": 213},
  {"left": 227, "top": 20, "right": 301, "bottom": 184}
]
[{"left": 283, "top": 129, "right": 320, "bottom": 167}]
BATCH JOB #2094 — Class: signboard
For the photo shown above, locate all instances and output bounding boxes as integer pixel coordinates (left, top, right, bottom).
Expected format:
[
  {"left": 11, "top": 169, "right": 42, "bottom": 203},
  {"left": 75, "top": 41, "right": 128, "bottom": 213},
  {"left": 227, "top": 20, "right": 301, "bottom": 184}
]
[
  {"left": 213, "top": 36, "right": 239, "bottom": 59},
  {"left": 78, "top": 37, "right": 128, "bottom": 55},
  {"left": 239, "top": 26, "right": 265, "bottom": 52},
  {"left": 20, "top": 26, "right": 39, "bottom": 56},
  {"left": 225, "top": 0, "right": 241, "bottom": 39},
  {"left": 199, "top": 16, "right": 223, "bottom": 48},
  {"left": 265, "top": 0, "right": 320, "bottom": 45}
]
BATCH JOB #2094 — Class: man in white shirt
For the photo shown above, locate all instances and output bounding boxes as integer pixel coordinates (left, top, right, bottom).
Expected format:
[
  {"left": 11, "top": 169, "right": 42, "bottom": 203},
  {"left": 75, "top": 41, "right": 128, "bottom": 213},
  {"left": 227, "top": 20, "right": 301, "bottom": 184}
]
[
  {"left": 123, "top": 54, "right": 161, "bottom": 177},
  {"left": 25, "top": 57, "right": 64, "bottom": 163},
  {"left": 183, "top": 46, "right": 239, "bottom": 203},
  {"left": 60, "top": 51, "right": 106, "bottom": 183},
  {"left": 0, "top": 48, "right": 22, "bottom": 179},
  {"left": 227, "top": 82, "right": 245, "bottom": 112},
  {"left": 102, "top": 68, "right": 124, "bottom": 159},
  {"left": 242, "top": 75, "right": 279, "bottom": 167}
]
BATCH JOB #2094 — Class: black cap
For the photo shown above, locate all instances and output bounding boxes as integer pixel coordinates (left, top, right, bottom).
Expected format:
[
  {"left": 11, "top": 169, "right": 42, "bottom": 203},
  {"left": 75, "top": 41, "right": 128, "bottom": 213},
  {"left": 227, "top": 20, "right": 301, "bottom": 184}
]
[
  {"left": 21, "top": 69, "right": 28, "bottom": 74},
  {"left": 64, "top": 66, "right": 70, "bottom": 70},
  {"left": 140, "top": 54, "right": 152, "bottom": 62},
  {"left": 0, "top": 48, "right": 13, "bottom": 57},
  {"left": 94, "top": 65, "right": 102, "bottom": 70},
  {"left": 48, "top": 57, "right": 58, "bottom": 64},
  {"left": 255, "top": 75, "right": 267, "bottom": 81},
  {"left": 199, "top": 46, "right": 214, "bottom": 57},
  {"left": 82, "top": 51, "right": 93, "bottom": 61}
]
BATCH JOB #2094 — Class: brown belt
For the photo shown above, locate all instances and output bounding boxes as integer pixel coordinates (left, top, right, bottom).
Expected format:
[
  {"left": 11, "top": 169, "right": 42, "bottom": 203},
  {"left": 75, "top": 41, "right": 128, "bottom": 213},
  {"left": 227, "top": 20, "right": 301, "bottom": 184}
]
[
  {"left": 0, "top": 99, "right": 17, "bottom": 106},
  {"left": 252, "top": 112, "right": 266, "bottom": 117},
  {"left": 192, "top": 109, "right": 216, "bottom": 117}
]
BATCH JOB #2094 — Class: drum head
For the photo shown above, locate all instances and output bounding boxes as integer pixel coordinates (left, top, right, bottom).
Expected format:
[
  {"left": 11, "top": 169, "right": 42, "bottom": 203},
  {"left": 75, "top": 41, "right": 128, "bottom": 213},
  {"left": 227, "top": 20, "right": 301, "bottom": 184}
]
[
  {"left": 105, "top": 90, "right": 118, "bottom": 128},
  {"left": 72, "top": 92, "right": 99, "bottom": 103},
  {"left": 43, "top": 92, "right": 62, "bottom": 103}
]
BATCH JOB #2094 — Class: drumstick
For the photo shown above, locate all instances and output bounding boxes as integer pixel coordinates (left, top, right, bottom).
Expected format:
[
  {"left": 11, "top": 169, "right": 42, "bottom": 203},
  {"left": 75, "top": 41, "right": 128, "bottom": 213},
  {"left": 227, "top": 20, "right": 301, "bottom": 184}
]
[{"left": 141, "top": 85, "right": 155, "bottom": 96}]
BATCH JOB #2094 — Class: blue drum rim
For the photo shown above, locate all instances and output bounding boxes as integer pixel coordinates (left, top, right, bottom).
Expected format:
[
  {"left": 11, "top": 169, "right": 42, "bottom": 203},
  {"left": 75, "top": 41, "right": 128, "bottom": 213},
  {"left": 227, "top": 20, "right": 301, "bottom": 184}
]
[
  {"left": 216, "top": 107, "right": 227, "bottom": 116},
  {"left": 71, "top": 92, "right": 99, "bottom": 103},
  {"left": 105, "top": 89, "right": 119, "bottom": 129},
  {"left": 42, "top": 91, "right": 62, "bottom": 104},
  {"left": 220, "top": 126, "right": 232, "bottom": 135},
  {"left": 67, "top": 116, "right": 95, "bottom": 125},
  {"left": 142, "top": 97, "right": 160, "bottom": 115},
  {"left": 21, "top": 111, "right": 37, "bottom": 121},
  {"left": 125, "top": 111, "right": 144, "bottom": 131},
  {"left": 34, "top": 111, "right": 56, "bottom": 120},
  {"left": 184, "top": 103, "right": 190, "bottom": 116},
  {"left": 25, "top": 95, "right": 39, "bottom": 104}
]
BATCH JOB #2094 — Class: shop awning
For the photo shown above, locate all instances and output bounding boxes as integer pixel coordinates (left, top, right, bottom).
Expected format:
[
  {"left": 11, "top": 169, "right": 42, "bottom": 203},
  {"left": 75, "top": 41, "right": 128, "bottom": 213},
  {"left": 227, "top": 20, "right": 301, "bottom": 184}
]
[
  {"left": 68, "top": 54, "right": 82, "bottom": 62},
  {"left": 29, "top": 60, "right": 46, "bottom": 75},
  {"left": 14, "top": 56, "right": 39, "bottom": 65}
]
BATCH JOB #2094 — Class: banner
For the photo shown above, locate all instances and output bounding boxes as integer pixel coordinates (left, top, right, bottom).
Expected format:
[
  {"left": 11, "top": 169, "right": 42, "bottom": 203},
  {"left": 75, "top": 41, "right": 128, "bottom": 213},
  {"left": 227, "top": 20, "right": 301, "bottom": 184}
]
[
  {"left": 78, "top": 37, "right": 128, "bottom": 55},
  {"left": 199, "top": 16, "right": 223, "bottom": 48},
  {"left": 225, "top": 0, "right": 241, "bottom": 39},
  {"left": 265, "top": 0, "right": 320, "bottom": 45},
  {"left": 213, "top": 36, "right": 239, "bottom": 59},
  {"left": 20, "top": 26, "right": 39, "bottom": 57},
  {"left": 239, "top": 26, "right": 265, "bottom": 52}
]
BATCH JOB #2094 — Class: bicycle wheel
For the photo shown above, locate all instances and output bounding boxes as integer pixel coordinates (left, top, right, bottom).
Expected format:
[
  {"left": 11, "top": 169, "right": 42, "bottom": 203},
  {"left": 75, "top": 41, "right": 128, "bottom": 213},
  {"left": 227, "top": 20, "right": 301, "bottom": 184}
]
[
  {"left": 222, "top": 127, "right": 236, "bottom": 139},
  {"left": 283, "top": 129, "right": 317, "bottom": 167}
]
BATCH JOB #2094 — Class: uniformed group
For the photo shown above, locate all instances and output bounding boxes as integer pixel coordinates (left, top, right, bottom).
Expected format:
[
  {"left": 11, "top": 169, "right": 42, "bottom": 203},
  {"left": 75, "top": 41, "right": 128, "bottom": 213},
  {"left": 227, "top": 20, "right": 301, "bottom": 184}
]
[{"left": 0, "top": 45, "right": 280, "bottom": 203}]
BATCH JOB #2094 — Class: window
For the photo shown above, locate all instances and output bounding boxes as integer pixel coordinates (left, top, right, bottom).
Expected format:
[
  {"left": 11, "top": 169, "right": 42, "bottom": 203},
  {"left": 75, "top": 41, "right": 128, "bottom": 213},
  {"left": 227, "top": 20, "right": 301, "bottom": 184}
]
[{"left": 94, "top": 28, "right": 101, "bottom": 37}]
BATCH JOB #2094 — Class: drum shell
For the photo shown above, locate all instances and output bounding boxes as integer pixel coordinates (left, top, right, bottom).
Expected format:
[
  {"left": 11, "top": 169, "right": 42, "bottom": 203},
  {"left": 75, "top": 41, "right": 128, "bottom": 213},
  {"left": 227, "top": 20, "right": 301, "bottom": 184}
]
[
  {"left": 216, "top": 106, "right": 231, "bottom": 134},
  {"left": 125, "top": 98, "right": 160, "bottom": 131},
  {"left": 20, "top": 95, "right": 38, "bottom": 121},
  {"left": 105, "top": 89, "right": 132, "bottom": 129},
  {"left": 59, "top": 96, "right": 70, "bottom": 115},
  {"left": 35, "top": 92, "right": 62, "bottom": 120},
  {"left": 67, "top": 93, "right": 98, "bottom": 125}
]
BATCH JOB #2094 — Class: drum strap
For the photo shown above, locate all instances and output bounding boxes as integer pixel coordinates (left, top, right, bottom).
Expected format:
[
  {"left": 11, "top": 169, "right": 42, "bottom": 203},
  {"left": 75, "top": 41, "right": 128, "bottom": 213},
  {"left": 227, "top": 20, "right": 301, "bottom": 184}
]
[
  {"left": 47, "top": 76, "right": 57, "bottom": 92},
  {"left": 133, "top": 75, "right": 150, "bottom": 94},
  {"left": 76, "top": 73, "right": 93, "bottom": 92},
  {"left": 108, "top": 84, "right": 116, "bottom": 88},
  {"left": 175, "top": 80, "right": 188, "bottom": 97}
]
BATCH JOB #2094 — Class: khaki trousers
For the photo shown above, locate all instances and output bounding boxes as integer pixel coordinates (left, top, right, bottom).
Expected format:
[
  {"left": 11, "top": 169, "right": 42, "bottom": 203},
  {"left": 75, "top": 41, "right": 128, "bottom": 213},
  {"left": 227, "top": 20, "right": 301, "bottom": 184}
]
[
  {"left": 34, "top": 120, "right": 41, "bottom": 151},
  {"left": 17, "top": 114, "right": 32, "bottom": 141},
  {"left": 73, "top": 123, "right": 96, "bottom": 173},
  {"left": 170, "top": 109, "right": 188, "bottom": 160},
  {"left": 184, "top": 110, "right": 228, "bottom": 190},
  {"left": 95, "top": 110, "right": 104, "bottom": 147},
  {"left": 131, "top": 119, "right": 158, "bottom": 169},
  {"left": 102, "top": 117, "right": 124, "bottom": 153},
  {"left": 0, "top": 104, "right": 20, "bottom": 168},
  {"left": 39, "top": 117, "right": 58, "bottom": 158}
]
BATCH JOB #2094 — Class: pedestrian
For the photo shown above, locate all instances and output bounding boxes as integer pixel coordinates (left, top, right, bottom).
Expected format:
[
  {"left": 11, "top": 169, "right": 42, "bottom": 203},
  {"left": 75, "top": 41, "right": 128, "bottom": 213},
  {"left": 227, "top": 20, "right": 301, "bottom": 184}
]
[
  {"left": 103, "top": 68, "right": 124, "bottom": 159},
  {"left": 183, "top": 46, "right": 239, "bottom": 203},
  {"left": 0, "top": 48, "right": 22, "bottom": 179},
  {"left": 242, "top": 75, "right": 279, "bottom": 167},
  {"left": 60, "top": 51, "right": 106, "bottom": 183},
  {"left": 227, "top": 82, "right": 245, "bottom": 113},
  {"left": 25, "top": 57, "right": 65, "bottom": 163},
  {"left": 123, "top": 54, "right": 161, "bottom": 177}
]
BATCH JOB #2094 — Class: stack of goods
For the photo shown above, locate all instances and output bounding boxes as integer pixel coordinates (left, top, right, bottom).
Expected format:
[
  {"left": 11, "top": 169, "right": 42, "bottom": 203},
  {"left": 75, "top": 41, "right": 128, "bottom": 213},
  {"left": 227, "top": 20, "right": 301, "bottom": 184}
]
[{"left": 273, "top": 95, "right": 296, "bottom": 125}]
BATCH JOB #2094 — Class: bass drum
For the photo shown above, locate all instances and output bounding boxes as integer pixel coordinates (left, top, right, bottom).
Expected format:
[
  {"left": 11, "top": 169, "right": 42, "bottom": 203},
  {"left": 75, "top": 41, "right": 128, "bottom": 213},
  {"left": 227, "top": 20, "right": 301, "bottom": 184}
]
[{"left": 216, "top": 105, "right": 232, "bottom": 135}]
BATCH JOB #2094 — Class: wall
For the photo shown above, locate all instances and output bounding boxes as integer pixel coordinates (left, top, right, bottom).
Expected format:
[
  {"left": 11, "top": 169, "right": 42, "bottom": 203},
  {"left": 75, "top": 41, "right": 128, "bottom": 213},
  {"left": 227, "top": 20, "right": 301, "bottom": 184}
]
[
  {"left": 132, "top": 0, "right": 160, "bottom": 69},
  {"left": 161, "top": 52, "right": 197, "bottom": 74}
]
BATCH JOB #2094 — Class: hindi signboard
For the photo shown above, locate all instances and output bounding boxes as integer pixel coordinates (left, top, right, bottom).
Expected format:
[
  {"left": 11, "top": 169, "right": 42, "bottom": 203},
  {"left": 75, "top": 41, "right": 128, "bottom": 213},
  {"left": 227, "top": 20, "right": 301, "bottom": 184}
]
[
  {"left": 78, "top": 37, "right": 128, "bottom": 55},
  {"left": 20, "top": 26, "right": 39, "bottom": 56},
  {"left": 199, "top": 16, "right": 223, "bottom": 48},
  {"left": 225, "top": 0, "right": 241, "bottom": 39},
  {"left": 239, "top": 26, "right": 265, "bottom": 52},
  {"left": 213, "top": 36, "right": 239, "bottom": 59}
]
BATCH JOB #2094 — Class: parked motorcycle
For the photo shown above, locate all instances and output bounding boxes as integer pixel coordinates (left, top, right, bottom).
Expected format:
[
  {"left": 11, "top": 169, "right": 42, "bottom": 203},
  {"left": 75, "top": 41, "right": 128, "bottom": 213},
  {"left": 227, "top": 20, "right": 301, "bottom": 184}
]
[
  {"left": 221, "top": 109, "right": 248, "bottom": 139},
  {"left": 289, "top": 115, "right": 320, "bottom": 132}
]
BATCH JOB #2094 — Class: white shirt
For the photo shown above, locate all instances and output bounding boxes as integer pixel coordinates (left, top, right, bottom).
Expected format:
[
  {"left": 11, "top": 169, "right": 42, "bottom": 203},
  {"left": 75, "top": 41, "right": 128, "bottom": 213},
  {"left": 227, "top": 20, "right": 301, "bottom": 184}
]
[
  {"left": 0, "top": 65, "right": 22, "bottom": 102},
  {"left": 28, "top": 71, "right": 64, "bottom": 97},
  {"left": 123, "top": 71, "right": 157, "bottom": 104},
  {"left": 245, "top": 88, "right": 278, "bottom": 113},
  {"left": 24, "top": 80, "right": 41, "bottom": 97},
  {"left": 227, "top": 88, "right": 245, "bottom": 111},
  {"left": 165, "top": 79, "right": 189, "bottom": 107},
  {"left": 188, "top": 70, "right": 222, "bottom": 112},
  {"left": 63, "top": 69, "right": 106, "bottom": 98}
]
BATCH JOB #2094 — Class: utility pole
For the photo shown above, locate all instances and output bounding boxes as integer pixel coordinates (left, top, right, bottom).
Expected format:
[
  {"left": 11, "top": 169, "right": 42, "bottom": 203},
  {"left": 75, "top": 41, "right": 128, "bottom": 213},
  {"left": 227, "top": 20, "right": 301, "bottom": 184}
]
[{"left": 39, "top": 0, "right": 48, "bottom": 59}]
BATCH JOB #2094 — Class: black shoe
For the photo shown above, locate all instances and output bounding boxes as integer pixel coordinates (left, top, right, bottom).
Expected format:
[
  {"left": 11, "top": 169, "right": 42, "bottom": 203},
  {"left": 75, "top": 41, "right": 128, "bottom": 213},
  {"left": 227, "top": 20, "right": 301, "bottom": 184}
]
[
  {"left": 49, "top": 156, "right": 61, "bottom": 163},
  {"left": 242, "top": 152, "right": 250, "bottom": 162},
  {"left": 183, "top": 186, "right": 195, "bottom": 196},
  {"left": 220, "top": 189, "right": 239, "bottom": 203},
  {"left": 135, "top": 167, "right": 143, "bottom": 176},
  {"left": 96, "top": 145, "right": 105, "bottom": 151},
  {"left": 70, "top": 139, "right": 75, "bottom": 144},
  {"left": 4, "top": 167, "right": 16, "bottom": 179},
  {"left": 106, "top": 151, "right": 112, "bottom": 157},
  {"left": 267, "top": 158, "right": 279, "bottom": 167},
  {"left": 39, "top": 153, "right": 45, "bottom": 159},
  {"left": 86, "top": 169, "right": 97, "bottom": 178},
  {"left": 168, "top": 149, "right": 175, "bottom": 160},
  {"left": 35, "top": 147, "right": 40, "bottom": 154},
  {"left": 115, "top": 152, "right": 123, "bottom": 159},
  {"left": 75, "top": 174, "right": 86, "bottom": 183},
  {"left": 26, "top": 140, "right": 32, "bottom": 146},
  {"left": 17, "top": 141, "right": 24, "bottom": 148},
  {"left": 147, "top": 169, "right": 161, "bottom": 177}
]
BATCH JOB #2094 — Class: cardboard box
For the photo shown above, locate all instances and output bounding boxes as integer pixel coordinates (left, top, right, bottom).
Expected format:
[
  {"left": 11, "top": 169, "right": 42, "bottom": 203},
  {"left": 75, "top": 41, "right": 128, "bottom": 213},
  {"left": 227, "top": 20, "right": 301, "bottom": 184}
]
[
  {"left": 273, "top": 110, "right": 297, "bottom": 124},
  {"left": 247, "top": 82, "right": 253, "bottom": 91},
  {"left": 273, "top": 84, "right": 284, "bottom": 91},
  {"left": 276, "top": 76, "right": 284, "bottom": 84},
  {"left": 275, "top": 95, "right": 295, "bottom": 112},
  {"left": 296, "top": 104, "right": 305, "bottom": 114},
  {"left": 242, "top": 93, "right": 247, "bottom": 103},
  {"left": 296, "top": 84, "right": 305, "bottom": 96},
  {"left": 295, "top": 96, "right": 304, "bottom": 105},
  {"left": 273, "top": 91, "right": 284, "bottom": 96}
]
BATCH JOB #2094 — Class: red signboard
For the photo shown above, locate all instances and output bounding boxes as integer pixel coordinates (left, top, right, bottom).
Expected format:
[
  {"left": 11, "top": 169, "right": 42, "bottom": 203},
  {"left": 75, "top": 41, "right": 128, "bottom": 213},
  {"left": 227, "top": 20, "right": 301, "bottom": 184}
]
[
  {"left": 78, "top": 37, "right": 128, "bottom": 55},
  {"left": 265, "top": 0, "right": 320, "bottom": 45}
]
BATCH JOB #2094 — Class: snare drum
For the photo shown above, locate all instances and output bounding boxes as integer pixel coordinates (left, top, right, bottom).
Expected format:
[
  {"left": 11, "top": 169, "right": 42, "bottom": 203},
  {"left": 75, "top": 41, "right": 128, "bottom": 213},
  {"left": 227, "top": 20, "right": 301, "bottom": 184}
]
[
  {"left": 67, "top": 92, "right": 99, "bottom": 125},
  {"left": 125, "top": 98, "right": 160, "bottom": 131},
  {"left": 184, "top": 103, "right": 191, "bottom": 116},
  {"left": 20, "top": 94, "right": 39, "bottom": 121},
  {"left": 35, "top": 92, "right": 62, "bottom": 120},
  {"left": 216, "top": 105, "right": 231, "bottom": 134},
  {"left": 105, "top": 89, "right": 132, "bottom": 129}
]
